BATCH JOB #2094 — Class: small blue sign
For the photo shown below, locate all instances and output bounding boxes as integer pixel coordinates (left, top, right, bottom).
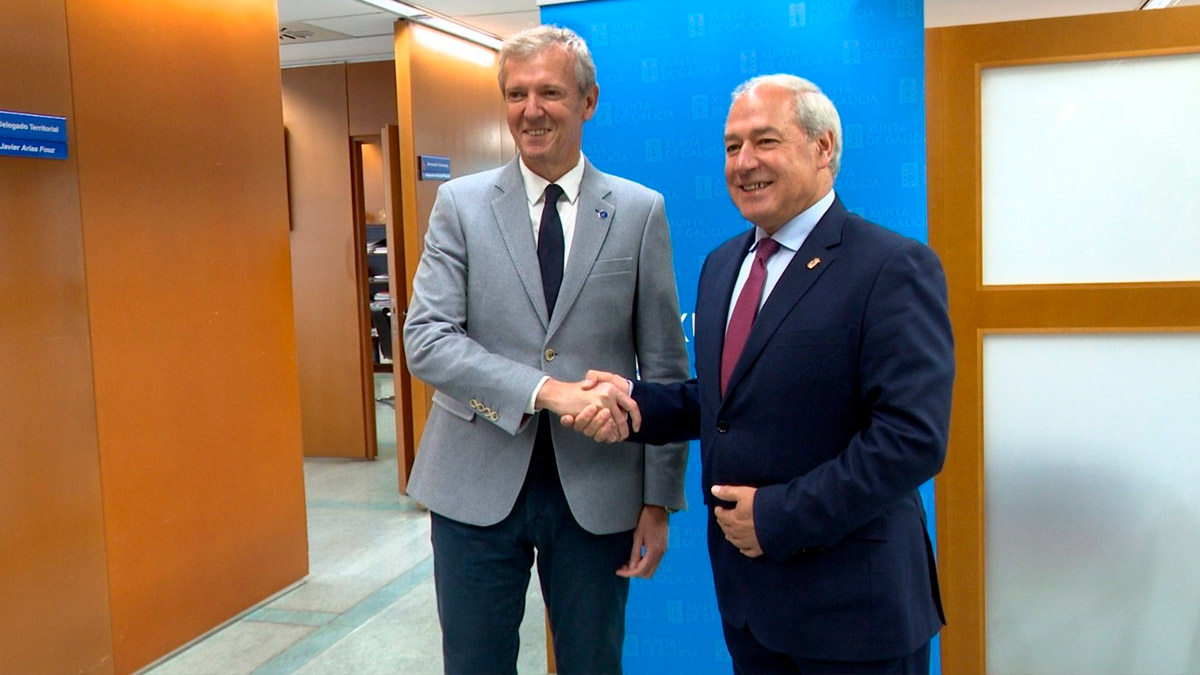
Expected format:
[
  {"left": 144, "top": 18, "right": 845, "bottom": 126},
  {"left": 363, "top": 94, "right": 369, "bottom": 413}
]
[
  {"left": 0, "top": 110, "right": 68, "bottom": 143},
  {"left": 1, "top": 110, "right": 68, "bottom": 160},
  {"left": 0, "top": 139, "right": 68, "bottom": 160},
  {"left": 419, "top": 154, "right": 451, "bottom": 181}
]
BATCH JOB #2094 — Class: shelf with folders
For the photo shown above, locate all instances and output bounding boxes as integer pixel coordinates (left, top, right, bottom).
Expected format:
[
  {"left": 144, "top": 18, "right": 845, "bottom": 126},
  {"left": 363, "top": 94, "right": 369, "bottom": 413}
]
[{"left": 365, "top": 224, "right": 394, "bottom": 369}]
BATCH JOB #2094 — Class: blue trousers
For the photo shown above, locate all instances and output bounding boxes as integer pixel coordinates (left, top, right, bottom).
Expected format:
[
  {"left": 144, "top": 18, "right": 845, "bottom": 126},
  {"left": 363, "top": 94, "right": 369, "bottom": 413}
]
[
  {"left": 430, "top": 417, "right": 633, "bottom": 674},
  {"left": 723, "top": 620, "right": 931, "bottom": 675}
]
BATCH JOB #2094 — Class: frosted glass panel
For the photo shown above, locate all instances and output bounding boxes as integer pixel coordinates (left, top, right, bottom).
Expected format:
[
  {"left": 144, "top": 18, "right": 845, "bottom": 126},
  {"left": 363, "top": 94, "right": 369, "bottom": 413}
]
[
  {"left": 983, "top": 333, "right": 1200, "bottom": 674},
  {"left": 981, "top": 54, "right": 1200, "bottom": 285}
]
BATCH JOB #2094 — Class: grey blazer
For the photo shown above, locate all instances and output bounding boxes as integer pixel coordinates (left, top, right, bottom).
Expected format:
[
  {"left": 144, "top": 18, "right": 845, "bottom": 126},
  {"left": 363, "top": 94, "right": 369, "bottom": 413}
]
[{"left": 403, "top": 157, "right": 690, "bottom": 535}]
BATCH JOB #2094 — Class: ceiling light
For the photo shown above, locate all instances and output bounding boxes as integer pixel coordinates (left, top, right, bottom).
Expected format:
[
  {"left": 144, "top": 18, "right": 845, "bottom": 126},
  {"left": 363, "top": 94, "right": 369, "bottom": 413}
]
[
  {"left": 1140, "top": 0, "right": 1180, "bottom": 8},
  {"left": 413, "top": 25, "right": 496, "bottom": 68},
  {"left": 351, "top": 0, "right": 503, "bottom": 50},
  {"left": 354, "top": 0, "right": 421, "bottom": 18}
]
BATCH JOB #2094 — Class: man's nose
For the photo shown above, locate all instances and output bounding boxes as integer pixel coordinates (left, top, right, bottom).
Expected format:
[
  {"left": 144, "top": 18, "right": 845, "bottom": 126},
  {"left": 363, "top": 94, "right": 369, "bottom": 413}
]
[
  {"left": 523, "top": 95, "right": 544, "bottom": 118},
  {"left": 732, "top": 145, "right": 758, "bottom": 171}
]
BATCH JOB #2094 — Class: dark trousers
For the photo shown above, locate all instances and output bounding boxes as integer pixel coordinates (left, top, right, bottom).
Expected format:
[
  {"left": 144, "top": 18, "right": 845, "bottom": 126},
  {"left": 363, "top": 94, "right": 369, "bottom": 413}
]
[
  {"left": 430, "top": 415, "right": 633, "bottom": 674},
  {"left": 722, "top": 620, "right": 931, "bottom": 675}
]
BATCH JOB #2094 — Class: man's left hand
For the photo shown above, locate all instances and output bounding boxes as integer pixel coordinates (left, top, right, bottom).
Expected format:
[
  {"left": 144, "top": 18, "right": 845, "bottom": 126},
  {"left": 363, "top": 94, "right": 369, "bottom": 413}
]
[
  {"left": 711, "top": 485, "right": 762, "bottom": 558},
  {"left": 617, "top": 505, "right": 668, "bottom": 578}
]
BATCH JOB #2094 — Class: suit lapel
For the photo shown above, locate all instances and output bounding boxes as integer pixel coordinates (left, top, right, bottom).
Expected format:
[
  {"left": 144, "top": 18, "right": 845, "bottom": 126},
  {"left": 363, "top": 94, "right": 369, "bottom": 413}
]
[
  {"left": 490, "top": 159, "right": 549, "bottom": 329},
  {"left": 722, "top": 200, "right": 847, "bottom": 400},
  {"left": 700, "top": 230, "right": 755, "bottom": 410},
  {"left": 549, "top": 161, "right": 613, "bottom": 336}
]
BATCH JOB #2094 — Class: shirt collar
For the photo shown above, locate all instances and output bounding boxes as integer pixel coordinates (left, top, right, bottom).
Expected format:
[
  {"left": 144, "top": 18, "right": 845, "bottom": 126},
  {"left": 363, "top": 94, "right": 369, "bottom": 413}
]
[
  {"left": 519, "top": 154, "right": 586, "bottom": 206},
  {"left": 753, "top": 189, "right": 836, "bottom": 252}
]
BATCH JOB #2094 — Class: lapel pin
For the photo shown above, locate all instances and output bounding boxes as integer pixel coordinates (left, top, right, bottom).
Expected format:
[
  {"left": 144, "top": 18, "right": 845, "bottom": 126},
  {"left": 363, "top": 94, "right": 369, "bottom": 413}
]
[
  {"left": 807, "top": 257, "right": 821, "bottom": 270},
  {"left": 595, "top": 209, "right": 608, "bottom": 220}
]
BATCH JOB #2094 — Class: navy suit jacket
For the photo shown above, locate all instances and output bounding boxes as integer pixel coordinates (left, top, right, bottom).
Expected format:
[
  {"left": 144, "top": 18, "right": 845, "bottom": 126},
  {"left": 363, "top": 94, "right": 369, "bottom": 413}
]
[{"left": 634, "top": 197, "right": 953, "bottom": 661}]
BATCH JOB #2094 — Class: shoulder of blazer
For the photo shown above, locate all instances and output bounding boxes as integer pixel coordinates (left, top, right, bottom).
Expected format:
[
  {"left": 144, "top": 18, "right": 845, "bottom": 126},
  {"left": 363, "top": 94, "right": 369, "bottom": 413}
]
[
  {"left": 710, "top": 227, "right": 756, "bottom": 263},
  {"left": 439, "top": 158, "right": 519, "bottom": 200},
  {"left": 839, "top": 207, "right": 934, "bottom": 262},
  {"left": 582, "top": 158, "right": 660, "bottom": 204}
]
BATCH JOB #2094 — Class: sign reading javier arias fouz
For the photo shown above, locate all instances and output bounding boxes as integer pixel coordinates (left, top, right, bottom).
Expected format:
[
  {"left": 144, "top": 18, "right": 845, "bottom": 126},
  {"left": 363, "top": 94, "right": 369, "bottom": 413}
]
[{"left": 0, "top": 110, "right": 68, "bottom": 160}]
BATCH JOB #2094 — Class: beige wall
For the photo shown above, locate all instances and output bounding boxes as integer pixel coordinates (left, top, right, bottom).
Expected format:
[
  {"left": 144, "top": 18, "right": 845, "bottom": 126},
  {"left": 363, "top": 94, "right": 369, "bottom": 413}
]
[{"left": 1, "top": 0, "right": 307, "bottom": 671}]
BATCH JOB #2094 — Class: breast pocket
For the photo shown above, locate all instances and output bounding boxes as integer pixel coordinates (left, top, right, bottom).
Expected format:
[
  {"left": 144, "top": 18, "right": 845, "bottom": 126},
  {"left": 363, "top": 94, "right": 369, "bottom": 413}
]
[{"left": 589, "top": 256, "right": 633, "bottom": 278}]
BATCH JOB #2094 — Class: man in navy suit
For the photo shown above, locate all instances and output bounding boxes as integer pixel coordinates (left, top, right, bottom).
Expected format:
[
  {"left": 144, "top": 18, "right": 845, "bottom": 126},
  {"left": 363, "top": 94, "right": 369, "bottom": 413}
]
[{"left": 569, "top": 74, "right": 953, "bottom": 673}]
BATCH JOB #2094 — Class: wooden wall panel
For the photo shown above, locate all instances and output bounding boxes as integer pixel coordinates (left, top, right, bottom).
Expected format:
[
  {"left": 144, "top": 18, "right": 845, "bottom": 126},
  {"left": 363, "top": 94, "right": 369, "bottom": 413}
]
[
  {"left": 0, "top": 1, "right": 114, "bottom": 671},
  {"left": 394, "top": 22, "right": 508, "bottom": 448},
  {"left": 63, "top": 0, "right": 307, "bottom": 670},
  {"left": 282, "top": 64, "right": 372, "bottom": 459},
  {"left": 381, "top": 125, "right": 417, "bottom": 491},
  {"left": 348, "top": 60, "right": 400, "bottom": 137}
]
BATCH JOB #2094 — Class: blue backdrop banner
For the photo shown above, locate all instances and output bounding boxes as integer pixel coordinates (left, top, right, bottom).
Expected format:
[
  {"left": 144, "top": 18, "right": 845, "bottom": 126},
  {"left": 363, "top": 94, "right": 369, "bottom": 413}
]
[{"left": 540, "top": 1, "right": 932, "bottom": 672}]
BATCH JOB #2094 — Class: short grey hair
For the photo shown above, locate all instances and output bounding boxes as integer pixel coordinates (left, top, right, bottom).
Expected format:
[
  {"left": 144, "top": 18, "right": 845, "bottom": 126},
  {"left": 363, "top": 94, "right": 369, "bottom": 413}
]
[
  {"left": 732, "top": 74, "right": 843, "bottom": 179},
  {"left": 498, "top": 25, "right": 597, "bottom": 95}
]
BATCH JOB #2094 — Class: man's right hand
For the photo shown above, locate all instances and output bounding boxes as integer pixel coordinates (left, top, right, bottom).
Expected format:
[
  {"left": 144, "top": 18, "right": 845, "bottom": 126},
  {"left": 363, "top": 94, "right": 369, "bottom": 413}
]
[
  {"left": 559, "top": 370, "right": 636, "bottom": 442},
  {"left": 537, "top": 376, "right": 640, "bottom": 443}
]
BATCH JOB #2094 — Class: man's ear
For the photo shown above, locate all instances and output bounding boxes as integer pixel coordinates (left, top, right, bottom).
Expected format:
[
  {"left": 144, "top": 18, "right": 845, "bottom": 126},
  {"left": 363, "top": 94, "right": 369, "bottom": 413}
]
[
  {"left": 815, "top": 130, "right": 835, "bottom": 169},
  {"left": 582, "top": 84, "right": 600, "bottom": 121}
]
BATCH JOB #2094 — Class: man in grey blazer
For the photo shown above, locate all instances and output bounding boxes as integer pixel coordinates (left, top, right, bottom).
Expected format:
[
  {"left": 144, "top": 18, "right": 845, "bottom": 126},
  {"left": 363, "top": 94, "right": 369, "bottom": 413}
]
[{"left": 402, "top": 25, "right": 689, "bottom": 674}]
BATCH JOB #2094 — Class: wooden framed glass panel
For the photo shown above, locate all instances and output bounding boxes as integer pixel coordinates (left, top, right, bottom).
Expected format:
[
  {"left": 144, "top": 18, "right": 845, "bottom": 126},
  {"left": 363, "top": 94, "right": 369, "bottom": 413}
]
[{"left": 926, "top": 6, "right": 1200, "bottom": 673}]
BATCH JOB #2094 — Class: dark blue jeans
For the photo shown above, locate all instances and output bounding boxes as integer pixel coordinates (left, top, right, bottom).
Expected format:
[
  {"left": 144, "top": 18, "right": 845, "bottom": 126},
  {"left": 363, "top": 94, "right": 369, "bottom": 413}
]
[{"left": 430, "top": 419, "right": 633, "bottom": 674}]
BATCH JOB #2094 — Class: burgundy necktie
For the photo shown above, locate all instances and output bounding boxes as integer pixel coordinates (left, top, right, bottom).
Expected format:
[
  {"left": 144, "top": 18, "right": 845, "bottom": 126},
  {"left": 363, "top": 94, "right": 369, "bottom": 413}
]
[{"left": 720, "top": 237, "right": 781, "bottom": 396}]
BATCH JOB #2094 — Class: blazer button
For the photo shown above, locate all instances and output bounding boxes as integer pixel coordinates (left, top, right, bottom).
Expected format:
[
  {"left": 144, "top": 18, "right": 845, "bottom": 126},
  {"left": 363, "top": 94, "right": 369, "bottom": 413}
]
[
  {"left": 544, "top": 348, "right": 556, "bottom": 362},
  {"left": 469, "top": 398, "right": 480, "bottom": 410},
  {"left": 716, "top": 420, "right": 729, "bottom": 433}
]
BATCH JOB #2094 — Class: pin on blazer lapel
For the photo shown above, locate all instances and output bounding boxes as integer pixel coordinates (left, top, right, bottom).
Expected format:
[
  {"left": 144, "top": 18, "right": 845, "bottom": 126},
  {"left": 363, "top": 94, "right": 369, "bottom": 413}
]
[
  {"left": 549, "top": 164, "right": 614, "bottom": 337},
  {"left": 719, "top": 202, "right": 847, "bottom": 401}
]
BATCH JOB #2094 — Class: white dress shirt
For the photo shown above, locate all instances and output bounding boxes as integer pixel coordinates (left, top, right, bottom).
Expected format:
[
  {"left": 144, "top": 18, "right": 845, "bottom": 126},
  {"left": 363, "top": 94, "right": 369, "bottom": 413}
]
[
  {"left": 520, "top": 154, "right": 586, "bottom": 268},
  {"left": 522, "top": 154, "right": 587, "bottom": 413},
  {"left": 726, "top": 189, "right": 836, "bottom": 330}
]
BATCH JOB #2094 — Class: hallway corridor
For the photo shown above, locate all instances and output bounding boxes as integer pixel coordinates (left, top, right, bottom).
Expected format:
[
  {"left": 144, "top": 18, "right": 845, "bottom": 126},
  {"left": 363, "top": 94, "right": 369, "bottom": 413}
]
[{"left": 145, "top": 376, "right": 549, "bottom": 674}]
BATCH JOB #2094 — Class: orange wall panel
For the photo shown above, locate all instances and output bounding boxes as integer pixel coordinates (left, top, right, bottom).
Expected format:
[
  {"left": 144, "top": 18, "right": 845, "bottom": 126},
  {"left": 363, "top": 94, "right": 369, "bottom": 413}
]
[
  {"left": 0, "top": 1, "right": 115, "bottom": 671},
  {"left": 62, "top": 0, "right": 307, "bottom": 670}
]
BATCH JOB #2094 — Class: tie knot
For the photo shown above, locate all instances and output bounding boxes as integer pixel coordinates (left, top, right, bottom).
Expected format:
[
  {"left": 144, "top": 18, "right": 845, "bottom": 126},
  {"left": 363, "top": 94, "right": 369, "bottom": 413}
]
[
  {"left": 544, "top": 183, "right": 564, "bottom": 205},
  {"left": 755, "top": 237, "right": 780, "bottom": 262}
]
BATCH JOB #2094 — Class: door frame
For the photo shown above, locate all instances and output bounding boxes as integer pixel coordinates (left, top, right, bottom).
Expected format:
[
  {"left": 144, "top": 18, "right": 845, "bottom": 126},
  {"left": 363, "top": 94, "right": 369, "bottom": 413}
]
[{"left": 926, "top": 7, "right": 1200, "bottom": 673}]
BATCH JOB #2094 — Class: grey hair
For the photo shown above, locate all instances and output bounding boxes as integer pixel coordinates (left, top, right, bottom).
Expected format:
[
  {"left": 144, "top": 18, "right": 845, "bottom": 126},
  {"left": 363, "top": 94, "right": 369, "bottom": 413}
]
[
  {"left": 731, "top": 74, "right": 843, "bottom": 179},
  {"left": 498, "top": 25, "right": 597, "bottom": 95}
]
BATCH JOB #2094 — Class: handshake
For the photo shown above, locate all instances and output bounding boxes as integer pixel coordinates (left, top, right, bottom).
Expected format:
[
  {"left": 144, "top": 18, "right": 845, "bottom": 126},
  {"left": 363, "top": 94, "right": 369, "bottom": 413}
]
[{"left": 534, "top": 370, "right": 640, "bottom": 443}]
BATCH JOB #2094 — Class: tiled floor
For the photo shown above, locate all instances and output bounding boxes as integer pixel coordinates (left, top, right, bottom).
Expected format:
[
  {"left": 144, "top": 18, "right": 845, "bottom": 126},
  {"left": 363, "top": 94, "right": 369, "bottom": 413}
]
[{"left": 146, "top": 375, "right": 549, "bottom": 675}]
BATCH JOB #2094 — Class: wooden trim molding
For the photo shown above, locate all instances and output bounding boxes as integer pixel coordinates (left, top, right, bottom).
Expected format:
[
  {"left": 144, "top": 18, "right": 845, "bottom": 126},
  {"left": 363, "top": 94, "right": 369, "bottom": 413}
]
[{"left": 927, "top": 6, "right": 1200, "bottom": 674}]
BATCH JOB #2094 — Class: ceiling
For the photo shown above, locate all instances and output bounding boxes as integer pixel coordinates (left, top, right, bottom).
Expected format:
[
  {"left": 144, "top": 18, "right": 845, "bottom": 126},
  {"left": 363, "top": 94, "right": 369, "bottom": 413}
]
[
  {"left": 276, "top": 0, "right": 1197, "bottom": 68},
  {"left": 277, "top": 0, "right": 539, "bottom": 67}
]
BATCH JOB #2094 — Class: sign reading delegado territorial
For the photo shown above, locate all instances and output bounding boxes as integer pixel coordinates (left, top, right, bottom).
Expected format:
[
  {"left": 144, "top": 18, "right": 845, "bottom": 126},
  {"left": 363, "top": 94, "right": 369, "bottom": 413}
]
[{"left": 0, "top": 110, "right": 68, "bottom": 160}]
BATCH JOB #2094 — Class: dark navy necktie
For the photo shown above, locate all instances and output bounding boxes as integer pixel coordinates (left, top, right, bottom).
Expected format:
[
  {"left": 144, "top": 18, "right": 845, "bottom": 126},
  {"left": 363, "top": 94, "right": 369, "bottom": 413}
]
[{"left": 538, "top": 183, "right": 565, "bottom": 317}]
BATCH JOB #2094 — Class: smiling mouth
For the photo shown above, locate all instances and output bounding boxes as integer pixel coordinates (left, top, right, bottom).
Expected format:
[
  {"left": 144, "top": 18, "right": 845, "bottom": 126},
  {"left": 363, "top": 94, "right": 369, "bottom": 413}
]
[
  {"left": 525, "top": 128, "right": 550, "bottom": 137},
  {"left": 740, "top": 181, "right": 771, "bottom": 192}
]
